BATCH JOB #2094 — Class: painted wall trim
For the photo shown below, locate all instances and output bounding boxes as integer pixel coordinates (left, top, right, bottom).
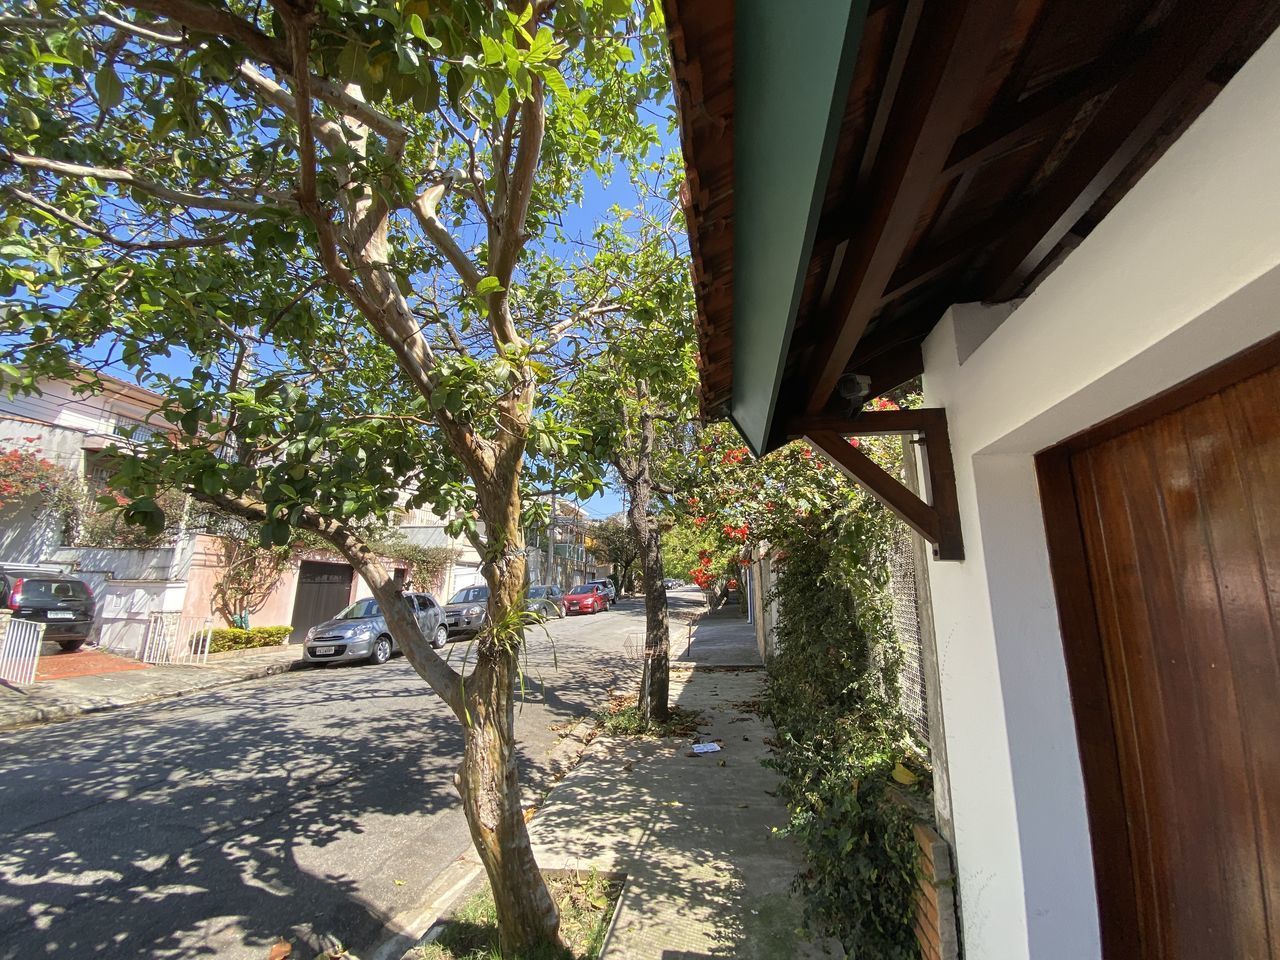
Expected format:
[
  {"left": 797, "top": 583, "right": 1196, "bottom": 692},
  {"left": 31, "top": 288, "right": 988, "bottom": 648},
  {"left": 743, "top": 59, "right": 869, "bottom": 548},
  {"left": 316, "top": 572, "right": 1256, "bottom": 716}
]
[{"left": 732, "top": 0, "right": 868, "bottom": 454}]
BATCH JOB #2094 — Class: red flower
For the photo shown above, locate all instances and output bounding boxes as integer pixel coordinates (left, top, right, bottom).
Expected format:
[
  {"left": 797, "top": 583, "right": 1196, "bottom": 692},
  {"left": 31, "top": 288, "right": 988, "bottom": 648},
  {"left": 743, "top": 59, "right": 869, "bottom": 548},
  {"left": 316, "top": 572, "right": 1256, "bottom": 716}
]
[
  {"left": 693, "top": 516, "right": 707, "bottom": 527},
  {"left": 847, "top": 437, "right": 861, "bottom": 448}
]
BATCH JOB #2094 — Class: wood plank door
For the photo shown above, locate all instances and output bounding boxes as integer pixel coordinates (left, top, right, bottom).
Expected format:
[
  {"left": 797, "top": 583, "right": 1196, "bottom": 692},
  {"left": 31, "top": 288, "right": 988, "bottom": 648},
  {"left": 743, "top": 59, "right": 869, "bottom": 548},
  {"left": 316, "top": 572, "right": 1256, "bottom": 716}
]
[
  {"left": 1039, "top": 340, "right": 1280, "bottom": 960},
  {"left": 289, "top": 561, "right": 354, "bottom": 643}
]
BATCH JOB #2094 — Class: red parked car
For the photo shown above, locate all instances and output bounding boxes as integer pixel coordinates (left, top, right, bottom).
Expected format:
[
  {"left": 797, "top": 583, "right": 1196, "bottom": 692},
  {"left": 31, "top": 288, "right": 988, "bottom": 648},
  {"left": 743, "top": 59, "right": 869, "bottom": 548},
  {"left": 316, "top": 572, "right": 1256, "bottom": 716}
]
[{"left": 564, "top": 583, "right": 608, "bottom": 615}]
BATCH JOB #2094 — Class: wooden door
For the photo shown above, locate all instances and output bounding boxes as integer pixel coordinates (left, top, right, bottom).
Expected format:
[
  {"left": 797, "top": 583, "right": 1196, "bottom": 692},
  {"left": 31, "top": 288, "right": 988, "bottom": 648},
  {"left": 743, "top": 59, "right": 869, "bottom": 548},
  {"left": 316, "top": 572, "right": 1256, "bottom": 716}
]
[
  {"left": 289, "top": 561, "right": 354, "bottom": 643},
  {"left": 1039, "top": 339, "right": 1280, "bottom": 959}
]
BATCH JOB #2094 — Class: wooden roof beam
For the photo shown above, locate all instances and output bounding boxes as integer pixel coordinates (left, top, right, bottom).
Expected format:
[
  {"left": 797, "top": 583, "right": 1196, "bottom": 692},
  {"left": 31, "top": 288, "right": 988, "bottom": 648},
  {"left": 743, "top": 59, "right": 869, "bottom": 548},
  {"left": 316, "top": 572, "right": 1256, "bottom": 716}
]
[
  {"left": 806, "top": 0, "right": 1021, "bottom": 416},
  {"left": 977, "top": 0, "right": 1264, "bottom": 301},
  {"left": 879, "top": 220, "right": 1002, "bottom": 305},
  {"left": 941, "top": 43, "right": 1140, "bottom": 179},
  {"left": 802, "top": 408, "right": 963, "bottom": 560},
  {"left": 855, "top": 0, "right": 926, "bottom": 193}
]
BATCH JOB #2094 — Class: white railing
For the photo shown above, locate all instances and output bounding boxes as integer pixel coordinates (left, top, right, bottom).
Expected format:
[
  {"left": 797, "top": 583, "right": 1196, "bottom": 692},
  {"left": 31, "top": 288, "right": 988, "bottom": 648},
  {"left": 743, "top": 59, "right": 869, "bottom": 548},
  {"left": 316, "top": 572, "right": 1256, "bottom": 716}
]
[
  {"left": 141, "top": 614, "right": 213, "bottom": 666},
  {"left": 0, "top": 615, "right": 44, "bottom": 686}
]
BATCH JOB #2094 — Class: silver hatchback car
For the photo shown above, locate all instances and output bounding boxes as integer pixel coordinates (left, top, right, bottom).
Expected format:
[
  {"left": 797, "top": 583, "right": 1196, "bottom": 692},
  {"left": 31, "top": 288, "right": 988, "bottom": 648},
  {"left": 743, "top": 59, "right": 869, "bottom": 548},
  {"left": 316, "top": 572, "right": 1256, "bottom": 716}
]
[{"left": 303, "top": 592, "right": 447, "bottom": 666}]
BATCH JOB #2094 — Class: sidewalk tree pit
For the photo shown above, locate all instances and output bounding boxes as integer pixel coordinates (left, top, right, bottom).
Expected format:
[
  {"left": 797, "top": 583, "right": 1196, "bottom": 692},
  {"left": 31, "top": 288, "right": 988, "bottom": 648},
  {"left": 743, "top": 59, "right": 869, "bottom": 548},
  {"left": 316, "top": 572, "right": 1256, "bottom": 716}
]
[{"left": 0, "top": 2, "right": 668, "bottom": 953}]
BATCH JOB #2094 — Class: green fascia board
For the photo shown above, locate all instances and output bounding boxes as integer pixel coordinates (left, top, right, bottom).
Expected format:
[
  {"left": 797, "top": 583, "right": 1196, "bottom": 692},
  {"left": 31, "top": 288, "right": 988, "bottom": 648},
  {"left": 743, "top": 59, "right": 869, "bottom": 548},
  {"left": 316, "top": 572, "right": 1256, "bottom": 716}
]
[{"left": 732, "top": 0, "right": 868, "bottom": 455}]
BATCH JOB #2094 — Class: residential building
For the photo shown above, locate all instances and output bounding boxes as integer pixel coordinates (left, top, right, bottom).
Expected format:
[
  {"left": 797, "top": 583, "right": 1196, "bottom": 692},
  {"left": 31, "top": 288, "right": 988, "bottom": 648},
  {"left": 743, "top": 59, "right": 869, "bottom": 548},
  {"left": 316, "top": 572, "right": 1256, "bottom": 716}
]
[
  {"left": 665, "top": 3, "right": 1280, "bottom": 959},
  {"left": 525, "top": 500, "right": 598, "bottom": 587},
  {"left": 0, "top": 373, "right": 469, "bottom": 652}
]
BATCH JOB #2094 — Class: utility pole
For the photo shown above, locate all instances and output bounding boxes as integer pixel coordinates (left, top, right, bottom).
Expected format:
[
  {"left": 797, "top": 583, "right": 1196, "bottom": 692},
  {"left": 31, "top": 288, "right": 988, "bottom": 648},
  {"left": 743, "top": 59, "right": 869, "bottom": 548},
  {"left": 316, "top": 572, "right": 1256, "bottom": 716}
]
[{"left": 545, "top": 465, "right": 558, "bottom": 588}]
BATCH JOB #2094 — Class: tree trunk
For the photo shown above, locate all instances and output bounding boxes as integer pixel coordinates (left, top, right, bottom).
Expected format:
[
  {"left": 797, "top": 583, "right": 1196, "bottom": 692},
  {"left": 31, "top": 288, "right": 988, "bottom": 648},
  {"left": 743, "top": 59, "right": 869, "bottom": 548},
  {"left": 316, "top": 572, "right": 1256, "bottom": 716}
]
[
  {"left": 332, "top": 475, "right": 563, "bottom": 955},
  {"left": 627, "top": 478, "right": 670, "bottom": 724},
  {"left": 457, "top": 648, "right": 560, "bottom": 953},
  {"left": 464, "top": 456, "right": 563, "bottom": 953}
]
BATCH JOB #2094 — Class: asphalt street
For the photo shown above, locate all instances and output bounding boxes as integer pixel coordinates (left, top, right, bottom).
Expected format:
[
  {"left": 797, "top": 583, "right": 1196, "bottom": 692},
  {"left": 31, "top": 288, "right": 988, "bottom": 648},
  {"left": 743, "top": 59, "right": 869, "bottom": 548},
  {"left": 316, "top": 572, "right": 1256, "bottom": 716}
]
[{"left": 0, "top": 590, "right": 704, "bottom": 960}]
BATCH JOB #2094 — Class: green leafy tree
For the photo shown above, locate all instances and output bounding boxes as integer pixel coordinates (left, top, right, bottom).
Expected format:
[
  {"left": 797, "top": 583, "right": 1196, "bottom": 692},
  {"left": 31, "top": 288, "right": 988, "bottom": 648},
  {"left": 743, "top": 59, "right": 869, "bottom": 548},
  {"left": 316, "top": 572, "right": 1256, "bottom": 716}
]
[
  {"left": 587, "top": 514, "right": 639, "bottom": 592},
  {"left": 0, "top": 1, "right": 666, "bottom": 951},
  {"left": 560, "top": 183, "right": 696, "bottom": 722}
]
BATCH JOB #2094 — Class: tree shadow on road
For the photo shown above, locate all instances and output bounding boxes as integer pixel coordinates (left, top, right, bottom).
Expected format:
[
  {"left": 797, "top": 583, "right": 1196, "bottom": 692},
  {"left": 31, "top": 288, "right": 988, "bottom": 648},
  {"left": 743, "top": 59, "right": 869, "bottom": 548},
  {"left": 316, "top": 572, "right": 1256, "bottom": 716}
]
[
  {"left": 0, "top": 666, "right": 462, "bottom": 959},
  {"left": 0, "top": 596, "right": 676, "bottom": 960}
]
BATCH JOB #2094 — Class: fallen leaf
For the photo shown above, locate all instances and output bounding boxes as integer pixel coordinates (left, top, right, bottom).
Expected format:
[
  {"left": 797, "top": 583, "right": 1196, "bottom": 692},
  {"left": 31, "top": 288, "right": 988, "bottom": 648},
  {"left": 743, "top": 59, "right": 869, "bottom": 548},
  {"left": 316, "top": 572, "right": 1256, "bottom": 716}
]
[
  {"left": 393, "top": 879, "right": 407, "bottom": 886},
  {"left": 891, "top": 762, "right": 919, "bottom": 786},
  {"left": 267, "top": 940, "right": 292, "bottom": 960}
]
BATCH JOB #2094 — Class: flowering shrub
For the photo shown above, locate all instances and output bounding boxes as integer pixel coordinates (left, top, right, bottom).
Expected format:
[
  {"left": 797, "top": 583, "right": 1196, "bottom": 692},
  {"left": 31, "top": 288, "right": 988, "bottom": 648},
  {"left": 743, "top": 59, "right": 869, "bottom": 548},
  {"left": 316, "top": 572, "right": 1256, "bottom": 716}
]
[
  {"left": 0, "top": 447, "right": 69, "bottom": 508},
  {"left": 77, "top": 488, "right": 189, "bottom": 548}
]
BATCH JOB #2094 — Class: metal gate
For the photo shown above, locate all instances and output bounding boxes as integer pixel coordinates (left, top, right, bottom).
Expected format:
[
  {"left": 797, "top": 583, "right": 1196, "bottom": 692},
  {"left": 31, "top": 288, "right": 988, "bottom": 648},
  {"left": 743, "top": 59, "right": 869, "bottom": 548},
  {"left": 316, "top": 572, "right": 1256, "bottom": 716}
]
[
  {"left": 141, "top": 614, "right": 213, "bottom": 665},
  {"left": 290, "top": 561, "right": 354, "bottom": 643},
  {"left": 0, "top": 616, "right": 44, "bottom": 686}
]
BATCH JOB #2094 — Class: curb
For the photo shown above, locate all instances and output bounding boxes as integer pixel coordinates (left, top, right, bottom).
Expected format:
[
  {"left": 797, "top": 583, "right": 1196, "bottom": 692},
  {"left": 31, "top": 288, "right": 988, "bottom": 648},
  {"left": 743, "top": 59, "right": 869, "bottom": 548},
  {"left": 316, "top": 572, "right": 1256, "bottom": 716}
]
[{"left": 0, "top": 656, "right": 307, "bottom": 733}]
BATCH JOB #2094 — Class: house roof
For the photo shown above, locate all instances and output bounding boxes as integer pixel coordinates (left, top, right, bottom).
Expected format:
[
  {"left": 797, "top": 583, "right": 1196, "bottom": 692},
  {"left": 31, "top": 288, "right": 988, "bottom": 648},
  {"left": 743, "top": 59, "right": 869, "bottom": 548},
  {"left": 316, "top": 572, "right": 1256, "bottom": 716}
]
[
  {"left": 74, "top": 365, "right": 166, "bottom": 408},
  {"left": 666, "top": 0, "right": 1280, "bottom": 453}
]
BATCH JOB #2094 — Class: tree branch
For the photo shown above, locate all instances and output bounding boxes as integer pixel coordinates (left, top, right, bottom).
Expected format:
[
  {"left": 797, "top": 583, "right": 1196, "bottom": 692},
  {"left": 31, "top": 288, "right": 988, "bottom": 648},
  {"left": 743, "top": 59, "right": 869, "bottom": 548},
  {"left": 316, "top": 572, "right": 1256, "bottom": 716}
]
[
  {"left": 117, "top": 0, "right": 407, "bottom": 144},
  {"left": 547, "top": 300, "right": 622, "bottom": 344},
  {"left": 491, "top": 80, "right": 545, "bottom": 282},
  {"left": 193, "top": 487, "right": 465, "bottom": 713},
  {"left": 4, "top": 185, "right": 232, "bottom": 251},
  {"left": 237, "top": 63, "right": 347, "bottom": 152},
  {"left": 411, "top": 183, "right": 484, "bottom": 291},
  {"left": 1, "top": 149, "right": 296, "bottom": 215}
]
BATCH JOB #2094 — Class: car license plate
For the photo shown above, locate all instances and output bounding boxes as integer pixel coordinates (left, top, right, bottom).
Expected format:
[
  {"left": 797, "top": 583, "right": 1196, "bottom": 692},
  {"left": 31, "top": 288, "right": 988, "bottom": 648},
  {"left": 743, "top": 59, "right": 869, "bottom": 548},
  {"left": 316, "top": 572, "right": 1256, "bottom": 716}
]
[
  {"left": 47, "top": 610, "right": 74, "bottom": 620},
  {"left": 313, "top": 645, "right": 336, "bottom": 655}
]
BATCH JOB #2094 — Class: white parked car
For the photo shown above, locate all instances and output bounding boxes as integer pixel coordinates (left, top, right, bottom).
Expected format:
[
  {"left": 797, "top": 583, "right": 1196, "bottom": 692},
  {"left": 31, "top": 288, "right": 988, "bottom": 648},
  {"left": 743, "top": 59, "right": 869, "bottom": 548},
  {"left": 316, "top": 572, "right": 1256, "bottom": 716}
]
[{"left": 588, "top": 578, "right": 617, "bottom": 606}]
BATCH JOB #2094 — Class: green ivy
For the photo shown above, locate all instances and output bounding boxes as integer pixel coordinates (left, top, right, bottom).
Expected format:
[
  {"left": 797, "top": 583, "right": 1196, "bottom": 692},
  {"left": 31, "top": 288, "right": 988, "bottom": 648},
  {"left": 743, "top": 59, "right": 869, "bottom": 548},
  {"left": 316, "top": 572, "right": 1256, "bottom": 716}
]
[{"left": 764, "top": 507, "right": 931, "bottom": 959}]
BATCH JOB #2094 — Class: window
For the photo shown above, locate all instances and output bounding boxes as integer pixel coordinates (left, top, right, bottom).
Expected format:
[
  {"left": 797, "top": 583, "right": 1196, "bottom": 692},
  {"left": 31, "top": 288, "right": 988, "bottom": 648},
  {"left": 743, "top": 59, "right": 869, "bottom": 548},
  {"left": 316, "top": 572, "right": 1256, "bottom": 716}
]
[
  {"left": 449, "top": 586, "right": 489, "bottom": 604},
  {"left": 113, "top": 413, "right": 157, "bottom": 443},
  {"left": 336, "top": 598, "right": 381, "bottom": 619}
]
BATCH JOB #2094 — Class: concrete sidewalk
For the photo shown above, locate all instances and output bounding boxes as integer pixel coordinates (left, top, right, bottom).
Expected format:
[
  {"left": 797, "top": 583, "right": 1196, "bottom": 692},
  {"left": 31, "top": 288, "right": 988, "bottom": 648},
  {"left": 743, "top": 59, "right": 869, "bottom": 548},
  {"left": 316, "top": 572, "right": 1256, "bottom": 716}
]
[
  {"left": 0, "top": 644, "right": 304, "bottom": 731},
  {"left": 526, "top": 608, "right": 838, "bottom": 959}
]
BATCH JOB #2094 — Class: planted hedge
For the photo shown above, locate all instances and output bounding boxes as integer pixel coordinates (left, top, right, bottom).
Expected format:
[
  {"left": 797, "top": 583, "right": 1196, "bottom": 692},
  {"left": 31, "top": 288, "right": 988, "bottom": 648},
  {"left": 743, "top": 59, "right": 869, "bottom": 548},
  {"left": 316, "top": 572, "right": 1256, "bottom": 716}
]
[
  {"left": 764, "top": 506, "right": 932, "bottom": 960},
  {"left": 209, "top": 625, "right": 293, "bottom": 653}
]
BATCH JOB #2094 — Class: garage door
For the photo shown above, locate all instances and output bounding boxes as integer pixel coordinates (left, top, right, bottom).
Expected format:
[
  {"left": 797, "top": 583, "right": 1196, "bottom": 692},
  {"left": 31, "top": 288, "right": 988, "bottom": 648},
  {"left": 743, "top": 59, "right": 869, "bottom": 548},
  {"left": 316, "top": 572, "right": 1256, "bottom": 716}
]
[
  {"left": 290, "top": 561, "right": 354, "bottom": 644},
  {"left": 1039, "top": 337, "right": 1280, "bottom": 958}
]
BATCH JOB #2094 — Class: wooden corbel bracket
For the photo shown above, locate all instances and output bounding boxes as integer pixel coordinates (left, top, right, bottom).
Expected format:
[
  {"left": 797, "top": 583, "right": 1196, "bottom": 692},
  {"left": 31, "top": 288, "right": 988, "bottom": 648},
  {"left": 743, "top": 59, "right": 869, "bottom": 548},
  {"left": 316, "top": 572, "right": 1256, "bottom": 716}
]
[{"left": 788, "top": 408, "right": 964, "bottom": 561}]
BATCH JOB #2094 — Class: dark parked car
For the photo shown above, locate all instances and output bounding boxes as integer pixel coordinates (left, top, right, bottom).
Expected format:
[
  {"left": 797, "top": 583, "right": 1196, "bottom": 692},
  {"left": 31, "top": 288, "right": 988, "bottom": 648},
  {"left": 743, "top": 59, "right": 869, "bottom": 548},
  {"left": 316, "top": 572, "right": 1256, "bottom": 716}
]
[
  {"left": 564, "top": 583, "right": 608, "bottom": 616},
  {"left": 444, "top": 584, "right": 489, "bottom": 639},
  {"left": 525, "top": 584, "right": 565, "bottom": 621},
  {"left": 0, "top": 568, "right": 96, "bottom": 651},
  {"left": 303, "top": 591, "right": 445, "bottom": 665}
]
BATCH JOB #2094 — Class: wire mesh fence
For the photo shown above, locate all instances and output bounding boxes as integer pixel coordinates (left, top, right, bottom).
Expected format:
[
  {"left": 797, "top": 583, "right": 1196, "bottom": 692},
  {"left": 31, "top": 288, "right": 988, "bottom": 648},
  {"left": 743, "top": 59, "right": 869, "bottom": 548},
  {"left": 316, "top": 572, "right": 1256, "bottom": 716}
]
[{"left": 888, "top": 521, "right": 931, "bottom": 744}]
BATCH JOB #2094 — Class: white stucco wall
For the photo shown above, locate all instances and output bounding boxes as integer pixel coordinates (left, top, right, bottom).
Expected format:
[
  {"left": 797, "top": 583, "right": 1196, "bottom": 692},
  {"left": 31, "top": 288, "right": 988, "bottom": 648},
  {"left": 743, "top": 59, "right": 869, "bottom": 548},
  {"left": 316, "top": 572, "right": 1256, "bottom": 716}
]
[
  {"left": 0, "top": 375, "right": 159, "bottom": 439},
  {"left": 920, "top": 28, "right": 1280, "bottom": 960}
]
